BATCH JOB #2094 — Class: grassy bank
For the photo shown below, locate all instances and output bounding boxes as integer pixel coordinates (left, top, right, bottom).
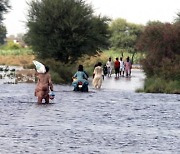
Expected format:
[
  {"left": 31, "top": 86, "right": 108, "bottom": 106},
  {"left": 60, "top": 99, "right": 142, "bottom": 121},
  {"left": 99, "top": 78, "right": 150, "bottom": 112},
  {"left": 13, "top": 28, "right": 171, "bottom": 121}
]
[
  {"left": 136, "top": 77, "right": 180, "bottom": 94},
  {"left": 0, "top": 49, "right": 35, "bottom": 67}
]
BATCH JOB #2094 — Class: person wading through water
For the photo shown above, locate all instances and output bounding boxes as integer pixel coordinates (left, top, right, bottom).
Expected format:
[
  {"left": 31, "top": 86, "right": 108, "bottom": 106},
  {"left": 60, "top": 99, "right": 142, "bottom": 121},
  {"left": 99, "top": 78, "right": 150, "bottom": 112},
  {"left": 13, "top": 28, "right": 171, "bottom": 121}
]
[{"left": 35, "top": 66, "right": 54, "bottom": 104}]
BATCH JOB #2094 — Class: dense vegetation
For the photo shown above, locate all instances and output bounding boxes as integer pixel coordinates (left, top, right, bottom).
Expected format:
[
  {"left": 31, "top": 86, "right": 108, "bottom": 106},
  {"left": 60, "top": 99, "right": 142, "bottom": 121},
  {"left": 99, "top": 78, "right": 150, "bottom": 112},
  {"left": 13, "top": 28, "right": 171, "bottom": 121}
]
[{"left": 136, "top": 22, "right": 180, "bottom": 93}]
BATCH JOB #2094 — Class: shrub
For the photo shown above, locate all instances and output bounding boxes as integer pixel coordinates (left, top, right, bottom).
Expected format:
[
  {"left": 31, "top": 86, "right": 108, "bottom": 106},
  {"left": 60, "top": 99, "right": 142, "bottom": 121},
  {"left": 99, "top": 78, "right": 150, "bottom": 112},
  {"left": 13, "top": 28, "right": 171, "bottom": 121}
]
[
  {"left": 139, "top": 77, "right": 180, "bottom": 94},
  {"left": 2, "top": 41, "right": 21, "bottom": 50},
  {"left": 41, "top": 59, "right": 76, "bottom": 84},
  {"left": 137, "top": 23, "right": 180, "bottom": 80}
]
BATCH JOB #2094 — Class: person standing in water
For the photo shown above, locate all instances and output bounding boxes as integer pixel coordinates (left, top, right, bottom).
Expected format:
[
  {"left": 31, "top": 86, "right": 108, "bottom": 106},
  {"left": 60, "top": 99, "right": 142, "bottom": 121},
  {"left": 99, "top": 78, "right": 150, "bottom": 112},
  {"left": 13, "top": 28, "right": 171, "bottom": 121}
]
[
  {"left": 124, "top": 56, "right": 132, "bottom": 77},
  {"left": 119, "top": 57, "right": 125, "bottom": 77},
  {"left": 106, "top": 57, "right": 113, "bottom": 77},
  {"left": 92, "top": 62, "right": 104, "bottom": 89},
  {"left": 35, "top": 66, "right": 54, "bottom": 104},
  {"left": 114, "top": 57, "right": 120, "bottom": 78}
]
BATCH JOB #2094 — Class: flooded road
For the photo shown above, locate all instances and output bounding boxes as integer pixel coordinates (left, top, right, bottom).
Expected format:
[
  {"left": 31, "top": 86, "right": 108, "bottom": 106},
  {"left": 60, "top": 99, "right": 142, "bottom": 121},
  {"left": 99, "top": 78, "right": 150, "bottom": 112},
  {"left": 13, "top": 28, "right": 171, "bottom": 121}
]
[{"left": 0, "top": 69, "right": 180, "bottom": 154}]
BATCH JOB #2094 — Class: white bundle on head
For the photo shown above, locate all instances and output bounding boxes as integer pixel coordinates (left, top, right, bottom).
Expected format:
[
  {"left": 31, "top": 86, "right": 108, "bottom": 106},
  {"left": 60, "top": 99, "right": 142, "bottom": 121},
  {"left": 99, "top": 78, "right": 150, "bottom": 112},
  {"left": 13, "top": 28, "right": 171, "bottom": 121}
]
[{"left": 33, "top": 60, "right": 46, "bottom": 73}]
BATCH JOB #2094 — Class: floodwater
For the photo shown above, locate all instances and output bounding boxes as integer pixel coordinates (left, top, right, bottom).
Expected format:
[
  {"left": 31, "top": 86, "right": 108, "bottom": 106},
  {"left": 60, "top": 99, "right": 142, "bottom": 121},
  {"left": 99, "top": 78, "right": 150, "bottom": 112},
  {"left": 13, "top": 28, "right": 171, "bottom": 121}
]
[{"left": 0, "top": 69, "right": 180, "bottom": 154}]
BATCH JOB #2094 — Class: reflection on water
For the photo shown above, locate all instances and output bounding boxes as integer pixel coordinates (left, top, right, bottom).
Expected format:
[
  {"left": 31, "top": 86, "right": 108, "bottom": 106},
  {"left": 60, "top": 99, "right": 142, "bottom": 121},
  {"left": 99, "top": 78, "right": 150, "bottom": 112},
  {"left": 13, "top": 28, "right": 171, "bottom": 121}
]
[
  {"left": 0, "top": 69, "right": 180, "bottom": 154},
  {"left": 102, "top": 69, "right": 145, "bottom": 91}
]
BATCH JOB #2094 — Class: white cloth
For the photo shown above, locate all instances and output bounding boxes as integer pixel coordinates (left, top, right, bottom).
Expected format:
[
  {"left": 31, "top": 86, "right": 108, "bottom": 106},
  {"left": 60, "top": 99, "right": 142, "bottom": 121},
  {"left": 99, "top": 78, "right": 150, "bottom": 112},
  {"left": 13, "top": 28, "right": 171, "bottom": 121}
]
[
  {"left": 92, "top": 66, "right": 104, "bottom": 89},
  {"left": 119, "top": 60, "right": 125, "bottom": 71},
  {"left": 33, "top": 60, "right": 46, "bottom": 73},
  {"left": 106, "top": 61, "right": 113, "bottom": 68},
  {"left": 106, "top": 60, "right": 113, "bottom": 75}
]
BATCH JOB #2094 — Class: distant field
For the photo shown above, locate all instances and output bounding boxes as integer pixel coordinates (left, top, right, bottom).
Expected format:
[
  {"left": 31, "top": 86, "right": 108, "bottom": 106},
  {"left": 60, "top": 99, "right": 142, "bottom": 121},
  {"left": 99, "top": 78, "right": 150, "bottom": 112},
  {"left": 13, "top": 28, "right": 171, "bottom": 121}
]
[
  {"left": 0, "top": 49, "right": 35, "bottom": 67},
  {"left": 0, "top": 49, "right": 33, "bottom": 55}
]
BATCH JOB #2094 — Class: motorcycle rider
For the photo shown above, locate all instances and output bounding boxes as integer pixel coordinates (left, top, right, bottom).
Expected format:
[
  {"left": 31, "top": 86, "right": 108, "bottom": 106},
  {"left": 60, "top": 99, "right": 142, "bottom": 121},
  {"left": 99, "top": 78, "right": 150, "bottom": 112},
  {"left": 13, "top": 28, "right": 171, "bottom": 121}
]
[{"left": 72, "top": 65, "right": 89, "bottom": 92}]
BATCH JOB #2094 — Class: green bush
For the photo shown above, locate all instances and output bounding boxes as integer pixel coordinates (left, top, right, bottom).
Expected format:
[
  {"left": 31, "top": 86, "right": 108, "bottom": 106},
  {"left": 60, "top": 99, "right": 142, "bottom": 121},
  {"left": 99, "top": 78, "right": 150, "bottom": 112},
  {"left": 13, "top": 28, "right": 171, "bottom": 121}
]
[
  {"left": 138, "top": 77, "right": 180, "bottom": 94},
  {"left": 166, "top": 80, "right": 180, "bottom": 94},
  {"left": 50, "top": 71, "right": 64, "bottom": 84},
  {"left": 0, "top": 41, "right": 21, "bottom": 50},
  {"left": 137, "top": 23, "right": 180, "bottom": 80},
  {"left": 41, "top": 59, "right": 76, "bottom": 84}
]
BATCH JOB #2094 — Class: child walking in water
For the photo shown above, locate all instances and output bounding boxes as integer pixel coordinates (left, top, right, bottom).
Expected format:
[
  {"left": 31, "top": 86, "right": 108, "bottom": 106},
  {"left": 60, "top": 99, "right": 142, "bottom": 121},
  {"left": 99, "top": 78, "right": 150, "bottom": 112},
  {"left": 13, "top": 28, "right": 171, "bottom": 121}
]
[{"left": 35, "top": 66, "right": 54, "bottom": 104}]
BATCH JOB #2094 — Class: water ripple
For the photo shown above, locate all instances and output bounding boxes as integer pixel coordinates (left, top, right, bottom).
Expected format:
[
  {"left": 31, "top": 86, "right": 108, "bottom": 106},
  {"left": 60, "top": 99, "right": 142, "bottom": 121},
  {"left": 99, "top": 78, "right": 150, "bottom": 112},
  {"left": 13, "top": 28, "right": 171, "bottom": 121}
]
[{"left": 0, "top": 72, "right": 180, "bottom": 153}]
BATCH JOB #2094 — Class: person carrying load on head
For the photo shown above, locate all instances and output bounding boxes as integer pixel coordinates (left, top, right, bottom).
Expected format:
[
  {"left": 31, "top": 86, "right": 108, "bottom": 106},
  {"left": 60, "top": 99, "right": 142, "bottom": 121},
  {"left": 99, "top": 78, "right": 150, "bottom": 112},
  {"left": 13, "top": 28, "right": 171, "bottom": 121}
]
[{"left": 35, "top": 66, "right": 54, "bottom": 104}]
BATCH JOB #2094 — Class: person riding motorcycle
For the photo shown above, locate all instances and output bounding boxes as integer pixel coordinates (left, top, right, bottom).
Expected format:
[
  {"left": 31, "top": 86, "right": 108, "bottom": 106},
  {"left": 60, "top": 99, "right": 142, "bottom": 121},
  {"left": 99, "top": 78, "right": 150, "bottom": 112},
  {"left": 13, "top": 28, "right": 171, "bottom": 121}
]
[{"left": 72, "top": 65, "right": 89, "bottom": 92}]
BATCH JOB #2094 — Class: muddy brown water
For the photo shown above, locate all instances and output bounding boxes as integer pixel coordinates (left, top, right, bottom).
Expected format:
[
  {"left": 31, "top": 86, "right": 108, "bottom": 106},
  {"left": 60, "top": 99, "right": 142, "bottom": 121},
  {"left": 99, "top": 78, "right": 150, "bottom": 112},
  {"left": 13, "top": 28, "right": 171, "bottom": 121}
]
[{"left": 0, "top": 69, "right": 180, "bottom": 154}]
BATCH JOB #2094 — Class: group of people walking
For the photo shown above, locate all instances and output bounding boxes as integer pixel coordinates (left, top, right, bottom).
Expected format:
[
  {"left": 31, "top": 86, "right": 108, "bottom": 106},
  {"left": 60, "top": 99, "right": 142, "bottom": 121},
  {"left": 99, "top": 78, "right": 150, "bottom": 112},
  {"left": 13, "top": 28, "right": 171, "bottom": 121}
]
[
  {"left": 72, "top": 56, "right": 132, "bottom": 92},
  {"left": 34, "top": 56, "right": 132, "bottom": 103},
  {"left": 105, "top": 56, "right": 132, "bottom": 78}
]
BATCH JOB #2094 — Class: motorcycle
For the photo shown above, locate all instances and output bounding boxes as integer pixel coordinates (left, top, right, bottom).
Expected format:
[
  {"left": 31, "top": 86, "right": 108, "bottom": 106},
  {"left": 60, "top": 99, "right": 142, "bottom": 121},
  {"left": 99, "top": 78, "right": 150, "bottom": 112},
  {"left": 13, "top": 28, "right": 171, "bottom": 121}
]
[{"left": 72, "top": 78, "right": 88, "bottom": 92}]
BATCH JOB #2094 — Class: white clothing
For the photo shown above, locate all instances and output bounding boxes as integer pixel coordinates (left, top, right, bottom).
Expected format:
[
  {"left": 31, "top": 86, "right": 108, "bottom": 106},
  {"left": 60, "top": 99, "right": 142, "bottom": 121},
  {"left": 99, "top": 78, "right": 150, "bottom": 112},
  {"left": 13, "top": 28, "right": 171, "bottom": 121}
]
[
  {"left": 92, "top": 66, "right": 104, "bottom": 89},
  {"left": 106, "top": 60, "right": 113, "bottom": 75},
  {"left": 119, "top": 60, "right": 125, "bottom": 71},
  {"left": 106, "top": 60, "right": 113, "bottom": 68}
]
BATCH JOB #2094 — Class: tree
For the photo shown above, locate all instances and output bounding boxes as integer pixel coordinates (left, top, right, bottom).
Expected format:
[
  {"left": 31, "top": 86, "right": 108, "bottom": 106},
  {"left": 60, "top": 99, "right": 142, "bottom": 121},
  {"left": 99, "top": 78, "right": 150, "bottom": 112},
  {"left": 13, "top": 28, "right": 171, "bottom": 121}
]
[
  {"left": 136, "top": 23, "right": 180, "bottom": 80},
  {"left": 109, "top": 18, "right": 144, "bottom": 63},
  {"left": 0, "top": 25, "right": 6, "bottom": 44},
  {"left": 0, "top": 0, "right": 10, "bottom": 22},
  {"left": 175, "top": 12, "right": 180, "bottom": 22},
  {"left": 0, "top": 0, "right": 10, "bottom": 45},
  {"left": 26, "top": 0, "right": 110, "bottom": 63}
]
